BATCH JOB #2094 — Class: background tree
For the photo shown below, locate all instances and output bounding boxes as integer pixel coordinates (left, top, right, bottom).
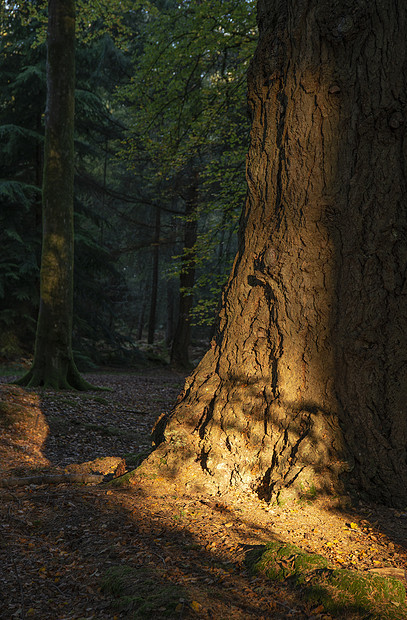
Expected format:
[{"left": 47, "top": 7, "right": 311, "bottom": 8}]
[
  {"left": 148, "top": 0, "right": 407, "bottom": 508},
  {"left": 17, "top": 0, "right": 95, "bottom": 388},
  {"left": 0, "top": 3, "right": 45, "bottom": 359},
  {"left": 2, "top": 0, "right": 257, "bottom": 372},
  {"left": 119, "top": 0, "right": 256, "bottom": 362},
  {"left": 1, "top": 1, "right": 143, "bottom": 370}
]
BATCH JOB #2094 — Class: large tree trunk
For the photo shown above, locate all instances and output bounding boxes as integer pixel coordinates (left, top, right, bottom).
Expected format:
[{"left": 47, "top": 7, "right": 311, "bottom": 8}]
[
  {"left": 146, "top": 0, "right": 407, "bottom": 507},
  {"left": 17, "top": 0, "right": 94, "bottom": 390}
]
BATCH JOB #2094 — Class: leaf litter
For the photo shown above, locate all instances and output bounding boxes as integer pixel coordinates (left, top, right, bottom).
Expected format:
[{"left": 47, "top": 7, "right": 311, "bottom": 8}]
[{"left": 1, "top": 369, "right": 407, "bottom": 619}]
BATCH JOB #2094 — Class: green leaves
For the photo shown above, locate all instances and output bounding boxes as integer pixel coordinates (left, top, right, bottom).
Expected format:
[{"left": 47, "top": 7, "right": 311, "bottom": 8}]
[
  {"left": 116, "top": 0, "right": 257, "bottom": 327},
  {"left": 122, "top": 0, "right": 256, "bottom": 175}
]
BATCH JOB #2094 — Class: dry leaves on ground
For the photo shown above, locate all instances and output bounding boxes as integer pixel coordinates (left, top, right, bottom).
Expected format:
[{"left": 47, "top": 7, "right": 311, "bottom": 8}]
[{"left": 1, "top": 369, "right": 407, "bottom": 619}]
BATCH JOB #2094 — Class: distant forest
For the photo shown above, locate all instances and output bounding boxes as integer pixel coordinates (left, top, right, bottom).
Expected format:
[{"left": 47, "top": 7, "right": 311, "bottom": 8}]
[{"left": 0, "top": 0, "right": 257, "bottom": 369}]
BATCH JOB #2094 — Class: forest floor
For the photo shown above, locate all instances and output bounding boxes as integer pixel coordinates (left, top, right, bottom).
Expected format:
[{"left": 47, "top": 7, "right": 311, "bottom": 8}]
[{"left": 1, "top": 368, "right": 407, "bottom": 619}]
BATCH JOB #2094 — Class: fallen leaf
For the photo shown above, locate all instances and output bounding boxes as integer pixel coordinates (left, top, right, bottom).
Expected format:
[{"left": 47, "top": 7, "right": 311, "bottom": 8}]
[
  {"left": 312, "top": 604, "right": 325, "bottom": 614},
  {"left": 191, "top": 600, "right": 202, "bottom": 612}
]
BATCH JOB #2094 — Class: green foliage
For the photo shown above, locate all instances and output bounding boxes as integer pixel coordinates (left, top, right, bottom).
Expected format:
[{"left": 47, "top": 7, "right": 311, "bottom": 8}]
[
  {"left": 247, "top": 542, "right": 407, "bottom": 619},
  {"left": 121, "top": 0, "right": 256, "bottom": 169},
  {"left": 2, "top": 0, "right": 258, "bottom": 363},
  {"left": 118, "top": 0, "right": 257, "bottom": 328},
  {"left": 0, "top": 1, "right": 141, "bottom": 362}
]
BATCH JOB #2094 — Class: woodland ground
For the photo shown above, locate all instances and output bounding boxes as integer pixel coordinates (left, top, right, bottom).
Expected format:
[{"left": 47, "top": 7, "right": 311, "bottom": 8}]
[{"left": 1, "top": 368, "right": 407, "bottom": 619}]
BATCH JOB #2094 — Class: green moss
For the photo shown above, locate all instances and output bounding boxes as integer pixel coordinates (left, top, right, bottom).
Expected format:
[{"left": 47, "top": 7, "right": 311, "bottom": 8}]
[
  {"left": 105, "top": 451, "right": 154, "bottom": 487},
  {"left": 298, "top": 482, "right": 318, "bottom": 503},
  {"left": 329, "top": 569, "right": 405, "bottom": 607},
  {"left": 105, "top": 470, "right": 135, "bottom": 487},
  {"left": 123, "top": 451, "right": 152, "bottom": 469},
  {"left": 250, "top": 542, "right": 327, "bottom": 582},
  {"left": 247, "top": 542, "right": 407, "bottom": 619},
  {"left": 101, "top": 565, "right": 186, "bottom": 618}
]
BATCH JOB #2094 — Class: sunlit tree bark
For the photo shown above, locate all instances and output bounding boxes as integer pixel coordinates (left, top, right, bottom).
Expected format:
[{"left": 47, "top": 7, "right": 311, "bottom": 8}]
[
  {"left": 18, "top": 0, "right": 95, "bottom": 389},
  {"left": 147, "top": 0, "right": 407, "bottom": 507}
]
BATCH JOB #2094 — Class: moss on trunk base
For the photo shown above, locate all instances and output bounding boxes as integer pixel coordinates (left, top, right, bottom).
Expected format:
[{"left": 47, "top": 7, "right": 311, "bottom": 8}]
[{"left": 16, "top": 359, "right": 99, "bottom": 390}]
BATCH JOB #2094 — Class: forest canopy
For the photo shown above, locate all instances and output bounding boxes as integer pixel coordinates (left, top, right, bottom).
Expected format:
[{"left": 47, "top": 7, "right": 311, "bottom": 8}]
[{"left": 0, "top": 0, "right": 257, "bottom": 370}]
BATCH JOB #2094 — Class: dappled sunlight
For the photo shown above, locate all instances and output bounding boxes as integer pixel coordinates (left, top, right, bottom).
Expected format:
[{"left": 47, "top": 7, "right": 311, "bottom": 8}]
[
  {"left": 1, "top": 372, "right": 407, "bottom": 618},
  {"left": 2, "top": 476, "right": 407, "bottom": 619},
  {"left": 0, "top": 384, "right": 50, "bottom": 474}
]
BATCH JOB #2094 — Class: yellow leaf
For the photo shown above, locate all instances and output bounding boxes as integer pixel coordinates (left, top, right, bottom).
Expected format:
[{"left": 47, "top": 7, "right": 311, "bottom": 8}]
[
  {"left": 27, "top": 609, "right": 35, "bottom": 616},
  {"left": 312, "top": 605, "right": 325, "bottom": 614},
  {"left": 325, "top": 542, "right": 333, "bottom": 547},
  {"left": 191, "top": 600, "right": 202, "bottom": 612},
  {"left": 39, "top": 567, "right": 46, "bottom": 573},
  {"left": 350, "top": 522, "right": 358, "bottom": 529}
]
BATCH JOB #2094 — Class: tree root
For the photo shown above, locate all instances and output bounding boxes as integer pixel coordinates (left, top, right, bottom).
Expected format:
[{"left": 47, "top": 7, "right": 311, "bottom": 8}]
[
  {"left": 15, "top": 362, "right": 108, "bottom": 391},
  {"left": 0, "top": 473, "right": 105, "bottom": 487}
]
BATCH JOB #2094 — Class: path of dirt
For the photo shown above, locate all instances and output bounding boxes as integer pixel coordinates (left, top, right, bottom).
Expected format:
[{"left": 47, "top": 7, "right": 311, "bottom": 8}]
[{"left": 1, "top": 369, "right": 407, "bottom": 619}]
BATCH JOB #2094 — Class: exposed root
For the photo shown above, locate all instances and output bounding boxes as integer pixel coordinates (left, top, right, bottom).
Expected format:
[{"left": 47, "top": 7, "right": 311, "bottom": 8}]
[
  {"left": 0, "top": 473, "right": 104, "bottom": 487},
  {"left": 15, "top": 362, "right": 107, "bottom": 391}
]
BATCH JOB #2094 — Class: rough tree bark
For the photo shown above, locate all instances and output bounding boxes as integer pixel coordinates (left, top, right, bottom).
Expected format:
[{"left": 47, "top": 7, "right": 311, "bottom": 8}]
[
  {"left": 147, "top": 0, "right": 407, "bottom": 507},
  {"left": 17, "top": 0, "right": 95, "bottom": 389}
]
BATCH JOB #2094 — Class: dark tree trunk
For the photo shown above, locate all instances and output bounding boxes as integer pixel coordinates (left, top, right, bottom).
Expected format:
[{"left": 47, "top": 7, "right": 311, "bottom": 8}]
[
  {"left": 137, "top": 280, "right": 148, "bottom": 341},
  {"left": 17, "top": 0, "right": 95, "bottom": 390},
  {"left": 147, "top": 207, "right": 161, "bottom": 344},
  {"left": 147, "top": 0, "right": 407, "bottom": 507},
  {"left": 170, "top": 173, "right": 199, "bottom": 368},
  {"left": 35, "top": 113, "right": 43, "bottom": 228},
  {"left": 165, "top": 279, "right": 175, "bottom": 349}
]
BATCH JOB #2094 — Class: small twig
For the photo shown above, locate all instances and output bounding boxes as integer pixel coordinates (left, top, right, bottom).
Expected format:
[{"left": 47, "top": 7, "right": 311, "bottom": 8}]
[
  {"left": 152, "top": 551, "right": 167, "bottom": 566},
  {"left": 275, "top": 599, "right": 296, "bottom": 613},
  {"left": 50, "top": 580, "right": 65, "bottom": 596}
]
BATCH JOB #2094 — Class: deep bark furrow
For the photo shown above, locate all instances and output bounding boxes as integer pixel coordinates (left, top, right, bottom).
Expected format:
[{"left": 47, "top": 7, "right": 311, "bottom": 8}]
[{"left": 145, "top": 0, "right": 407, "bottom": 507}]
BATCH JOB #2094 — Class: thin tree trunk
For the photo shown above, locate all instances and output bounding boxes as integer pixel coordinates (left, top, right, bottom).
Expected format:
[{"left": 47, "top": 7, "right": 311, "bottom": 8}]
[
  {"left": 137, "top": 280, "right": 148, "bottom": 341},
  {"left": 17, "top": 0, "right": 95, "bottom": 390},
  {"left": 146, "top": 0, "right": 407, "bottom": 508},
  {"left": 147, "top": 207, "right": 161, "bottom": 344},
  {"left": 165, "top": 280, "right": 175, "bottom": 349},
  {"left": 171, "top": 172, "right": 199, "bottom": 367}
]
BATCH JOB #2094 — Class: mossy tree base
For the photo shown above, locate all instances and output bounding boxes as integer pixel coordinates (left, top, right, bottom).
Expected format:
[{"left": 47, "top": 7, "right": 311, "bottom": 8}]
[
  {"left": 16, "top": 359, "right": 100, "bottom": 391},
  {"left": 17, "top": 0, "right": 96, "bottom": 393},
  {"left": 248, "top": 542, "right": 407, "bottom": 619}
]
